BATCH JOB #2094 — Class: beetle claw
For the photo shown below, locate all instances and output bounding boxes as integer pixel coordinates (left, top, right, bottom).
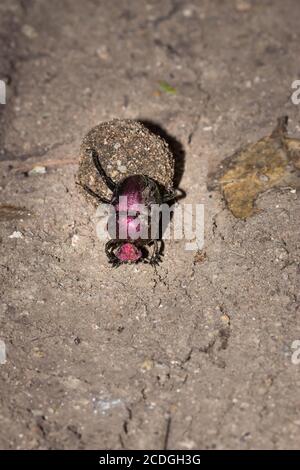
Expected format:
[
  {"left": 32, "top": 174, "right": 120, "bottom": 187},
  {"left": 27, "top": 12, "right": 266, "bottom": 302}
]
[{"left": 149, "top": 256, "right": 162, "bottom": 266}]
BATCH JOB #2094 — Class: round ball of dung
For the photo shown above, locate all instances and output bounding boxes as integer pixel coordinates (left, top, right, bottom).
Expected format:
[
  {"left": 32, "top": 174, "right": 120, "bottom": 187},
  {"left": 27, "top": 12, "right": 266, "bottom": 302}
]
[{"left": 76, "top": 119, "right": 175, "bottom": 206}]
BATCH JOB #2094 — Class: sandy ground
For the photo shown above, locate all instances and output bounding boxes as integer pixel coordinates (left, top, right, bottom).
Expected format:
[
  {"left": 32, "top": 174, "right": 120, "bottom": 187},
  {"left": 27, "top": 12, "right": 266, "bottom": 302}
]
[{"left": 0, "top": 0, "right": 300, "bottom": 449}]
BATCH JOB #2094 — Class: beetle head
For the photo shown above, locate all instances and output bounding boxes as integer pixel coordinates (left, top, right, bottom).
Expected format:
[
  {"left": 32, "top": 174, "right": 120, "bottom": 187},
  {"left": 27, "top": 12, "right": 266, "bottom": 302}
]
[{"left": 115, "top": 242, "right": 142, "bottom": 263}]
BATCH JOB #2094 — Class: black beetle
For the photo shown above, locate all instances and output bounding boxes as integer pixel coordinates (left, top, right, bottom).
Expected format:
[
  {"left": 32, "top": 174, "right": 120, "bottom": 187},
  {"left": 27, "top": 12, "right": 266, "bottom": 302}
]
[{"left": 79, "top": 149, "right": 177, "bottom": 266}]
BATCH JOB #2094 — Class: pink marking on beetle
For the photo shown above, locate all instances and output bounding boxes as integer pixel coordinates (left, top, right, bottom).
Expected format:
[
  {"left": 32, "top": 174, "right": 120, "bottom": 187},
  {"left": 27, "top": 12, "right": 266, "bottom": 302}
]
[{"left": 116, "top": 243, "right": 142, "bottom": 262}]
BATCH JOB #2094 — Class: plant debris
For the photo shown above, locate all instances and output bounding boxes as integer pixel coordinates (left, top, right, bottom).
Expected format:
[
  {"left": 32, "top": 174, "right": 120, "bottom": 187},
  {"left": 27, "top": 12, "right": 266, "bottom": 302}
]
[
  {"left": 193, "top": 250, "right": 207, "bottom": 264},
  {"left": 12, "top": 158, "right": 77, "bottom": 174},
  {"left": 208, "top": 116, "right": 300, "bottom": 218},
  {"left": 0, "top": 204, "right": 32, "bottom": 221},
  {"left": 159, "top": 81, "right": 177, "bottom": 95}
]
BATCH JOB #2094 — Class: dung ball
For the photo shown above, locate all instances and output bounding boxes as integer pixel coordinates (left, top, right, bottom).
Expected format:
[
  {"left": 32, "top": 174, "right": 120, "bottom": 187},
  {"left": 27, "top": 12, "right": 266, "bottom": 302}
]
[{"left": 76, "top": 119, "right": 175, "bottom": 206}]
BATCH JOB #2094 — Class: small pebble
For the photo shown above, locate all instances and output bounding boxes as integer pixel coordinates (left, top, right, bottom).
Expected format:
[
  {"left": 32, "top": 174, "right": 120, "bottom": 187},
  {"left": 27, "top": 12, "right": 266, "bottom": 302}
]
[
  {"left": 141, "top": 359, "right": 154, "bottom": 371},
  {"left": 96, "top": 45, "right": 109, "bottom": 60},
  {"left": 21, "top": 24, "right": 38, "bottom": 39},
  {"left": 118, "top": 165, "right": 127, "bottom": 174},
  {"left": 183, "top": 8, "right": 193, "bottom": 17},
  {"left": 9, "top": 231, "right": 23, "bottom": 239},
  {"left": 221, "top": 314, "right": 231, "bottom": 325},
  {"left": 235, "top": 0, "right": 252, "bottom": 12},
  {"left": 259, "top": 174, "right": 269, "bottom": 182},
  {"left": 31, "top": 409, "right": 44, "bottom": 417},
  {"left": 28, "top": 165, "right": 47, "bottom": 175}
]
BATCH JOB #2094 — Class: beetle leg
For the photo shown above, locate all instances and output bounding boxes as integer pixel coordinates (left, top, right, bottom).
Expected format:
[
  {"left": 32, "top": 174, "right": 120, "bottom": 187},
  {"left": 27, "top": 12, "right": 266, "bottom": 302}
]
[
  {"left": 105, "top": 240, "right": 122, "bottom": 267},
  {"left": 162, "top": 189, "right": 176, "bottom": 202},
  {"left": 76, "top": 182, "right": 111, "bottom": 204},
  {"left": 149, "top": 240, "right": 163, "bottom": 266},
  {"left": 88, "top": 149, "right": 116, "bottom": 192},
  {"left": 162, "top": 187, "right": 186, "bottom": 203}
]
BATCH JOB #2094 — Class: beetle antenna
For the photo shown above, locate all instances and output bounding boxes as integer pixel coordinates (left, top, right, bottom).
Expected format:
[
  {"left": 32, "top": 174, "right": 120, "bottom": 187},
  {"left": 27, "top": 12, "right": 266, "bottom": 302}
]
[{"left": 75, "top": 181, "right": 111, "bottom": 204}]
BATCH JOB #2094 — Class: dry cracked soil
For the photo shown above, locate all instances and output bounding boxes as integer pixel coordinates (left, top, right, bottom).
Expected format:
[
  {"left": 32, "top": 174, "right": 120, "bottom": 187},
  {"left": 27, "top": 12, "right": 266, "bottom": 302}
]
[{"left": 0, "top": 0, "right": 300, "bottom": 450}]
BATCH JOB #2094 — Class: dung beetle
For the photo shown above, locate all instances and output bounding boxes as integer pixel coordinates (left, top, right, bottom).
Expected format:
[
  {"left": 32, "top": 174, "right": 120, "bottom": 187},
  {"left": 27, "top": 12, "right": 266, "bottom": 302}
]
[{"left": 80, "top": 149, "right": 177, "bottom": 267}]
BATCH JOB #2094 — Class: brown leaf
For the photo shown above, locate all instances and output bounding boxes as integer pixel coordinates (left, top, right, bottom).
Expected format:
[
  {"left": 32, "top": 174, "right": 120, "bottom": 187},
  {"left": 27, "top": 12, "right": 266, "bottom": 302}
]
[{"left": 209, "top": 116, "right": 300, "bottom": 218}]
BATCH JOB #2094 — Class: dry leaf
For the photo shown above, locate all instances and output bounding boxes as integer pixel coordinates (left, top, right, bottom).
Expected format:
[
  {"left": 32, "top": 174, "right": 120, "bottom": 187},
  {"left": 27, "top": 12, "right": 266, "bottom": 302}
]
[{"left": 209, "top": 116, "right": 300, "bottom": 218}]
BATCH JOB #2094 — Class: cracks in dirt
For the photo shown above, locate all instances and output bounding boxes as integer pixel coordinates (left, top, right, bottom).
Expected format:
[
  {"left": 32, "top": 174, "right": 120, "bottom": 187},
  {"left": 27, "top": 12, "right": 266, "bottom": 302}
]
[
  {"left": 34, "top": 415, "right": 48, "bottom": 440},
  {"left": 27, "top": 406, "right": 83, "bottom": 448},
  {"left": 118, "top": 386, "right": 175, "bottom": 449},
  {"left": 1, "top": 139, "right": 74, "bottom": 163},
  {"left": 214, "top": 394, "right": 237, "bottom": 442},
  {"left": 180, "top": 347, "right": 194, "bottom": 366},
  {"left": 120, "top": 405, "right": 133, "bottom": 447},
  {"left": 0, "top": 0, "right": 36, "bottom": 150},
  {"left": 151, "top": 264, "right": 196, "bottom": 313},
  {"left": 15, "top": 52, "right": 51, "bottom": 63},
  {"left": 118, "top": 433, "right": 125, "bottom": 449},
  {"left": 277, "top": 238, "right": 294, "bottom": 273},
  {"left": 0, "top": 2, "right": 77, "bottom": 173},
  {"left": 118, "top": 399, "right": 140, "bottom": 448},
  {"left": 66, "top": 424, "right": 82, "bottom": 442},
  {"left": 152, "top": 266, "right": 170, "bottom": 294},
  {"left": 113, "top": 278, "right": 151, "bottom": 316},
  {"left": 211, "top": 208, "right": 228, "bottom": 240},
  {"left": 150, "top": 0, "right": 181, "bottom": 28},
  {"left": 187, "top": 118, "right": 201, "bottom": 146},
  {"left": 187, "top": 84, "right": 211, "bottom": 146},
  {"left": 180, "top": 323, "right": 232, "bottom": 371},
  {"left": 218, "top": 326, "right": 231, "bottom": 351},
  {"left": 0, "top": 12, "right": 21, "bottom": 146},
  {"left": 19, "top": 0, "right": 33, "bottom": 14},
  {"left": 258, "top": 374, "right": 276, "bottom": 420},
  {"left": 153, "top": 38, "right": 181, "bottom": 59}
]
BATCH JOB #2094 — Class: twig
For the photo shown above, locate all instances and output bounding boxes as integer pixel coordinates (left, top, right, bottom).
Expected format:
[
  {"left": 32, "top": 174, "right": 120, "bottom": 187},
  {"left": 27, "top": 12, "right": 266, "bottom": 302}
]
[
  {"left": 163, "top": 415, "right": 172, "bottom": 450},
  {"left": 11, "top": 157, "right": 78, "bottom": 173}
]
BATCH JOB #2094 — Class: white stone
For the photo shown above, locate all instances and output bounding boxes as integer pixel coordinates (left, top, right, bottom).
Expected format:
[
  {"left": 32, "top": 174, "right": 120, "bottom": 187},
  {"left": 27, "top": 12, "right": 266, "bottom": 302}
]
[
  {"left": 9, "top": 231, "right": 23, "bottom": 239},
  {"left": 0, "top": 340, "right": 6, "bottom": 364}
]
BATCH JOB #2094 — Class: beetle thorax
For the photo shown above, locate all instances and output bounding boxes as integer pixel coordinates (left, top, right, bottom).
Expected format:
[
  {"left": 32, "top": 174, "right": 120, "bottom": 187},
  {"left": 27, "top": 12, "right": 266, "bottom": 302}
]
[{"left": 107, "top": 175, "right": 160, "bottom": 243}]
